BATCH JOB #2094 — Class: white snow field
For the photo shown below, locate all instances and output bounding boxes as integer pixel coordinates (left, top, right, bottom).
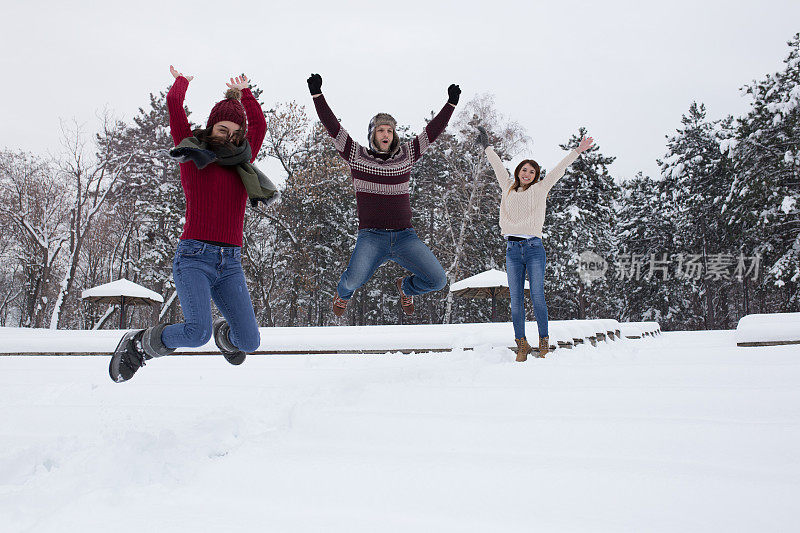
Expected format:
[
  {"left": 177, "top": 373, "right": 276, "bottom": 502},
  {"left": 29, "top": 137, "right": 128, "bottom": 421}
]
[{"left": 1, "top": 328, "right": 799, "bottom": 532}]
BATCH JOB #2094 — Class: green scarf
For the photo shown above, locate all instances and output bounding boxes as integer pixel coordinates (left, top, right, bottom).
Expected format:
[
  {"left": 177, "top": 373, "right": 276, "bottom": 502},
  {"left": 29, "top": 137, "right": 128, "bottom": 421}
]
[{"left": 168, "top": 137, "right": 279, "bottom": 207}]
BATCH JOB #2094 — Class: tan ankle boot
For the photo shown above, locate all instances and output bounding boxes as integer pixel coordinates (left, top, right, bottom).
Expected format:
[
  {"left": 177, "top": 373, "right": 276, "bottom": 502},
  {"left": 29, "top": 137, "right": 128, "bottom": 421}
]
[
  {"left": 515, "top": 337, "right": 532, "bottom": 362},
  {"left": 537, "top": 336, "right": 549, "bottom": 358},
  {"left": 396, "top": 277, "right": 414, "bottom": 315},
  {"left": 332, "top": 294, "right": 348, "bottom": 317}
]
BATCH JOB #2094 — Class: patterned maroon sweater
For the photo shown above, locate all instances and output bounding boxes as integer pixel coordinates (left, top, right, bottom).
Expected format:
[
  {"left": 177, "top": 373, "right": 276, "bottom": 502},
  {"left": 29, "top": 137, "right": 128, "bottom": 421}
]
[
  {"left": 166, "top": 76, "right": 267, "bottom": 246},
  {"left": 313, "top": 95, "right": 454, "bottom": 229}
]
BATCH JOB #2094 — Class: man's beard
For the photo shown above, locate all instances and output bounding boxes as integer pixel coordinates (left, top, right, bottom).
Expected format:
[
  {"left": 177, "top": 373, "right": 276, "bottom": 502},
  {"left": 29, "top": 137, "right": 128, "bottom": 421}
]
[{"left": 373, "top": 136, "right": 392, "bottom": 153}]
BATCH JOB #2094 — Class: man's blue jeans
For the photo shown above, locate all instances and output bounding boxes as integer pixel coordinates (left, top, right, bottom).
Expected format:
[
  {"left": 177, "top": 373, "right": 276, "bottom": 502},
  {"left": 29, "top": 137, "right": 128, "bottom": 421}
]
[
  {"left": 506, "top": 237, "right": 548, "bottom": 340},
  {"left": 337, "top": 228, "right": 447, "bottom": 299},
  {"left": 161, "top": 240, "right": 260, "bottom": 353}
]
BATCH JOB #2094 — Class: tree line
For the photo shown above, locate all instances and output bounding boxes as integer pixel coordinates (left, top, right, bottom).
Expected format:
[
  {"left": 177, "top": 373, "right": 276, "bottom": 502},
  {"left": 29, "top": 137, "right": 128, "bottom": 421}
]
[{"left": 0, "top": 35, "right": 797, "bottom": 331}]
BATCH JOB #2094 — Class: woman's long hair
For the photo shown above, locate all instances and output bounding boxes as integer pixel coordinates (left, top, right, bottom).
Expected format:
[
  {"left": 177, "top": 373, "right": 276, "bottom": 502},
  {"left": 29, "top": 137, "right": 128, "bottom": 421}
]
[
  {"left": 192, "top": 125, "right": 246, "bottom": 148},
  {"left": 510, "top": 159, "right": 541, "bottom": 192}
]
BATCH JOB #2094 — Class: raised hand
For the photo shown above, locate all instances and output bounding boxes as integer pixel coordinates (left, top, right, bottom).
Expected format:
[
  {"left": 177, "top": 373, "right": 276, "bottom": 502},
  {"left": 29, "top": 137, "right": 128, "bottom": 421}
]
[
  {"left": 476, "top": 126, "right": 490, "bottom": 149},
  {"left": 577, "top": 136, "right": 595, "bottom": 153},
  {"left": 448, "top": 84, "right": 461, "bottom": 105},
  {"left": 307, "top": 73, "right": 323, "bottom": 96},
  {"left": 226, "top": 75, "right": 250, "bottom": 90},
  {"left": 169, "top": 65, "right": 193, "bottom": 82}
]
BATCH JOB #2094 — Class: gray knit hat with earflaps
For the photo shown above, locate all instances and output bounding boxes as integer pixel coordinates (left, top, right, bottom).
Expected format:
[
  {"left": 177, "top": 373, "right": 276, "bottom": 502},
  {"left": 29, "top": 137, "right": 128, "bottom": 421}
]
[{"left": 367, "top": 113, "right": 400, "bottom": 155}]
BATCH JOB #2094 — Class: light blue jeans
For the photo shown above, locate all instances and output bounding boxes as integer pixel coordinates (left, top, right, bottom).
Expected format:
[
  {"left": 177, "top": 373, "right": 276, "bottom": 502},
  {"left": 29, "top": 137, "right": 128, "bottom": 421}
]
[
  {"left": 161, "top": 239, "right": 260, "bottom": 353},
  {"left": 506, "top": 237, "right": 548, "bottom": 340},
  {"left": 337, "top": 228, "right": 447, "bottom": 299}
]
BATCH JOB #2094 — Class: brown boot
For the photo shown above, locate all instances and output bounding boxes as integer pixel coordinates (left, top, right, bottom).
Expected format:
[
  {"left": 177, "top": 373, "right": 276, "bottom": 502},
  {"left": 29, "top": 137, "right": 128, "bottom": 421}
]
[
  {"left": 536, "top": 336, "right": 549, "bottom": 358},
  {"left": 332, "top": 293, "right": 348, "bottom": 317},
  {"left": 396, "top": 277, "right": 414, "bottom": 315},
  {"left": 515, "top": 337, "right": 532, "bottom": 362}
]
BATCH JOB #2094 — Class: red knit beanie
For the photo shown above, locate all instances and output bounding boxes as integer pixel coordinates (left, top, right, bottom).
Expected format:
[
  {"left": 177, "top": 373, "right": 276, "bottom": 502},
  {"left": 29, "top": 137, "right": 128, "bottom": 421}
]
[{"left": 206, "top": 88, "right": 247, "bottom": 131}]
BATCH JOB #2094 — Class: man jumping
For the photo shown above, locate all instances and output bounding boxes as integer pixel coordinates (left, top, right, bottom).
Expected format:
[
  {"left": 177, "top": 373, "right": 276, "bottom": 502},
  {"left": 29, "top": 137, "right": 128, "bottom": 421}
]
[{"left": 306, "top": 73, "right": 460, "bottom": 317}]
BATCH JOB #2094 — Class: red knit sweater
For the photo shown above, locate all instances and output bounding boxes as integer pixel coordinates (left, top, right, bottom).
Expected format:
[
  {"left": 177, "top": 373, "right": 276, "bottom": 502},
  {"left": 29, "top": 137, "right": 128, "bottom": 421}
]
[{"left": 166, "top": 76, "right": 267, "bottom": 246}]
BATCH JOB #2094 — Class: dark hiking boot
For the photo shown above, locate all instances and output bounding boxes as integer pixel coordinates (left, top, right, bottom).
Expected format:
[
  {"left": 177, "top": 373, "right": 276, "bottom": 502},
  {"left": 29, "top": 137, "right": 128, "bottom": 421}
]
[
  {"left": 396, "top": 277, "right": 414, "bottom": 315},
  {"left": 109, "top": 329, "right": 149, "bottom": 383},
  {"left": 536, "top": 336, "right": 550, "bottom": 358},
  {"left": 514, "top": 337, "right": 532, "bottom": 362},
  {"left": 332, "top": 293, "right": 348, "bottom": 318},
  {"left": 109, "top": 324, "right": 174, "bottom": 383},
  {"left": 213, "top": 318, "right": 246, "bottom": 366}
]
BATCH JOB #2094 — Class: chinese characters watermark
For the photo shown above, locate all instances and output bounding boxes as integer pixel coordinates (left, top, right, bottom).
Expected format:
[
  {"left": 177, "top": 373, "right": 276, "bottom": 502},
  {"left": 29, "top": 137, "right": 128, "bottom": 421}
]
[{"left": 579, "top": 251, "right": 761, "bottom": 282}]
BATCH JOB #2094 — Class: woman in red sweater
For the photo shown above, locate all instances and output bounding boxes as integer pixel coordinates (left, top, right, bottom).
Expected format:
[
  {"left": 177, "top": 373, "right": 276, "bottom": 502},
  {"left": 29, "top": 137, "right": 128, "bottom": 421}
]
[{"left": 110, "top": 66, "right": 268, "bottom": 383}]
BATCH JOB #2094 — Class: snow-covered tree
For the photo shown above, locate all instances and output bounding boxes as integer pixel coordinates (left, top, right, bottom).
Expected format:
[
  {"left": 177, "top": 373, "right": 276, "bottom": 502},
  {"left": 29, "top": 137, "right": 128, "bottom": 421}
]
[
  {"left": 725, "top": 33, "right": 800, "bottom": 311},
  {"left": 658, "top": 102, "right": 736, "bottom": 329},
  {"left": 0, "top": 151, "right": 69, "bottom": 327},
  {"left": 109, "top": 89, "right": 185, "bottom": 325},
  {"left": 242, "top": 100, "right": 312, "bottom": 327},
  {"left": 616, "top": 172, "right": 687, "bottom": 328},
  {"left": 546, "top": 128, "right": 620, "bottom": 320},
  {"left": 413, "top": 94, "right": 528, "bottom": 324},
  {"left": 48, "top": 116, "right": 134, "bottom": 329}
]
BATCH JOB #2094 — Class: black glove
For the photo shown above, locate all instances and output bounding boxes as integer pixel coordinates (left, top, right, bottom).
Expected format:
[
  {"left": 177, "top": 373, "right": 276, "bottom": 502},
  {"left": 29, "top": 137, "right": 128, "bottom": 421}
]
[
  {"left": 307, "top": 73, "right": 322, "bottom": 95},
  {"left": 250, "top": 191, "right": 281, "bottom": 209},
  {"left": 476, "top": 126, "right": 489, "bottom": 149},
  {"left": 448, "top": 84, "right": 461, "bottom": 105}
]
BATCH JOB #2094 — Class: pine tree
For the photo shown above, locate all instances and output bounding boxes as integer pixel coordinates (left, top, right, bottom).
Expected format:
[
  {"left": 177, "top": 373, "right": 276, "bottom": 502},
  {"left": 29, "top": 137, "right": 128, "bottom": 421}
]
[
  {"left": 725, "top": 33, "right": 800, "bottom": 312},
  {"left": 546, "top": 128, "right": 620, "bottom": 320},
  {"left": 616, "top": 172, "right": 687, "bottom": 328},
  {"left": 658, "top": 102, "right": 736, "bottom": 329}
]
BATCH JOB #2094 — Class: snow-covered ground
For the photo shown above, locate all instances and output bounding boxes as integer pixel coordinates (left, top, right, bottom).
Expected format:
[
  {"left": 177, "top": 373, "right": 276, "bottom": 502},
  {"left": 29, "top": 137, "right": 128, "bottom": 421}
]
[
  {"left": 0, "top": 319, "right": 658, "bottom": 355},
  {"left": 1, "top": 329, "right": 798, "bottom": 532}
]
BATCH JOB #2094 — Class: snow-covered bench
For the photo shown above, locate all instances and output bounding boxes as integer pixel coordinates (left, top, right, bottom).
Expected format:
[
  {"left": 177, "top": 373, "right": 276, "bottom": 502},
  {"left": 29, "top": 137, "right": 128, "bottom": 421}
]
[
  {"left": 548, "top": 319, "right": 622, "bottom": 348},
  {"left": 736, "top": 312, "right": 800, "bottom": 347},
  {"left": 598, "top": 319, "right": 622, "bottom": 340},
  {"left": 620, "top": 321, "right": 662, "bottom": 339}
]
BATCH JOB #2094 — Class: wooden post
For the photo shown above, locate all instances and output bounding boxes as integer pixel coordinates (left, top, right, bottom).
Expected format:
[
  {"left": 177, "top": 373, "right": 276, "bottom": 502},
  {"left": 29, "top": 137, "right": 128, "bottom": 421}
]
[{"left": 119, "top": 296, "right": 126, "bottom": 329}]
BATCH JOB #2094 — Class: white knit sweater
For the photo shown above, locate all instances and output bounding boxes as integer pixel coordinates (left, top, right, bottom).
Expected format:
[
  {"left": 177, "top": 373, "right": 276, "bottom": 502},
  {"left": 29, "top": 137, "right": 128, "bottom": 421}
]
[{"left": 486, "top": 146, "right": 580, "bottom": 238}]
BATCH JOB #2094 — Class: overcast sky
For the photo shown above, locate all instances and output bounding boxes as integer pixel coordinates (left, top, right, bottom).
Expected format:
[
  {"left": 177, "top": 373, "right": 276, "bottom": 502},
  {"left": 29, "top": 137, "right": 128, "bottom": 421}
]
[{"left": 2, "top": 0, "right": 799, "bottom": 184}]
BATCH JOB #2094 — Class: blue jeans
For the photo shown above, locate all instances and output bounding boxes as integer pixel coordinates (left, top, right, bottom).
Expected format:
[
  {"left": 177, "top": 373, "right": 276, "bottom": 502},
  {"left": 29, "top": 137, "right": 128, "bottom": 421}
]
[
  {"left": 161, "top": 240, "right": 260, "bottom": 353},
  {"left": 337, "top": 228, "right": 447, "bottom": 299},
  {"left": 506, "top": 237, "right": 548, "bottom": 339}
]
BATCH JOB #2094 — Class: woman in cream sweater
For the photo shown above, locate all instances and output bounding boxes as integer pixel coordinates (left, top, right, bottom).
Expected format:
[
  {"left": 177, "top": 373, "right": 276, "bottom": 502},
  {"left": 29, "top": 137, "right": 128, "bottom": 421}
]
[{"left": 478, "top": 127, "right": 594, "bottom": 361}]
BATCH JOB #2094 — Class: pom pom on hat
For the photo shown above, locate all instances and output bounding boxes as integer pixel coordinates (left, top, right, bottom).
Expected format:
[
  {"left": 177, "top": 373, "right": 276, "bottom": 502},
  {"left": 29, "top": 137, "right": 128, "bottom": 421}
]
[{"left": 224, "top": 87, "right": 242, "bottom": 101}]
